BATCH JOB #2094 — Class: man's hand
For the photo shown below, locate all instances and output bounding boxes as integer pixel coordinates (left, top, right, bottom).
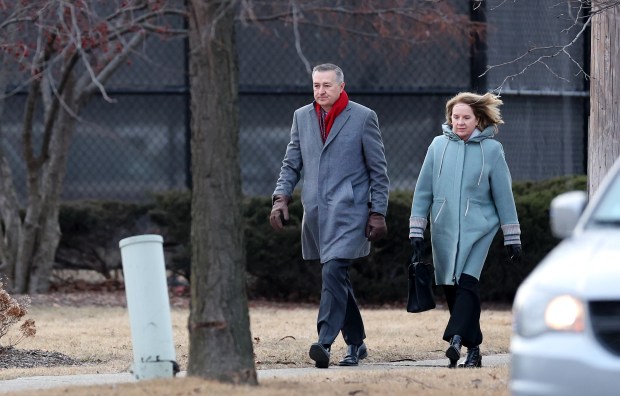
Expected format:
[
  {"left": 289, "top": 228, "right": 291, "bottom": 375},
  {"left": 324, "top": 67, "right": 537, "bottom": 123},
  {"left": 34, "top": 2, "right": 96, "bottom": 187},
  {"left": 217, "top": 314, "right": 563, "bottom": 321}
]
[
  {"left": 269, "top": 195, "right": 290, "bottom": 230},
  {"left": 366, "top": 212, "right": 387, "bottom": 242},
  {"left": 505, "top": 244, "right": 522, "bottom": 263},
  {"left": 410, "top": 237, "right": 424, "bottom": 263}
]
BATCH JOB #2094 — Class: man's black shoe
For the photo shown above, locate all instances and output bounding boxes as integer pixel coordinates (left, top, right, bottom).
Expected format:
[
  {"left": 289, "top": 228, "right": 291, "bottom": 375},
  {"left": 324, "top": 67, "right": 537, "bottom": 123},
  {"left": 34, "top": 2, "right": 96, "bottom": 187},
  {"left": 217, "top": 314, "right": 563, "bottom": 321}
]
[
  {"left": 309, "top": 343, "right": 330, "bottom": 368},
  {"left": 338, "top": 343, "right": 368, "bottom": 366}
]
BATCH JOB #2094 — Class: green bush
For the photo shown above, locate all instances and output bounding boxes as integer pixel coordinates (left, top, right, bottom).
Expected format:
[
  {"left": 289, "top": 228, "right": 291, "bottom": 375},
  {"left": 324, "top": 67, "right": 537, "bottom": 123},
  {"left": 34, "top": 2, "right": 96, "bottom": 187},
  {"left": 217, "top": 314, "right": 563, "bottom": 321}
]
[
  {"left": 57, "top": 175, "right": 587, "bottom": 304},
  {"left": 478, "top": 175, "right": 587, "bottom": 302},
  {"left": 243, "top": 194, "right": 323, "bottom": 301},
  {"left": 56, "top": 201, "right": 151, "bottom": 277},
  {"left": 148, "top": 191, "right": 192, "bottom": 279}
]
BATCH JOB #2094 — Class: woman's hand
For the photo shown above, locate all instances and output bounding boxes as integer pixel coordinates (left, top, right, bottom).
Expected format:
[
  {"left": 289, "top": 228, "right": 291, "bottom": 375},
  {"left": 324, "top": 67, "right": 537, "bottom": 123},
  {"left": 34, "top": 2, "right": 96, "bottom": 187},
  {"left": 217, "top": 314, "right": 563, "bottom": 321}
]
[
  {"left": 505, "top": 244, "right": 522, "bottom": 263},
  {"left": 410, "top": 237, "right": 424, "bottom": 263}
]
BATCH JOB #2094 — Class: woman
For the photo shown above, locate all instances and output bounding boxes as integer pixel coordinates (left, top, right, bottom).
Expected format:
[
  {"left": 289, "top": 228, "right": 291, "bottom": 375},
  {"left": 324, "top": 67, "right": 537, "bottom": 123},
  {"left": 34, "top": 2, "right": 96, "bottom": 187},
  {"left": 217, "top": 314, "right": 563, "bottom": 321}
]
[{"left": 409, "top": 92, "right": 522, "bottom": 368}]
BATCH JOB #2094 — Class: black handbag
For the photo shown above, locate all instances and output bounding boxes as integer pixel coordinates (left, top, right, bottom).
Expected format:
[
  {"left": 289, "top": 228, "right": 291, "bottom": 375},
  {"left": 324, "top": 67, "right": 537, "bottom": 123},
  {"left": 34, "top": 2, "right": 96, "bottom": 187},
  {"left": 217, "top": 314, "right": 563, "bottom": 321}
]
[{"left": 406, "top": 260, "right": 436, "bottom": 313}]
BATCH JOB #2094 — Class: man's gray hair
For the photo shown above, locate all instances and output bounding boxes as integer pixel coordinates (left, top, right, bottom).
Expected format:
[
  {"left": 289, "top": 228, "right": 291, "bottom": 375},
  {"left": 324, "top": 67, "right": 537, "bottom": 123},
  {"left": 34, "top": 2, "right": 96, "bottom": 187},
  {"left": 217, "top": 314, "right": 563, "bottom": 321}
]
[{"left": 312, "top": 63, "right": 344, "bottom": 83}]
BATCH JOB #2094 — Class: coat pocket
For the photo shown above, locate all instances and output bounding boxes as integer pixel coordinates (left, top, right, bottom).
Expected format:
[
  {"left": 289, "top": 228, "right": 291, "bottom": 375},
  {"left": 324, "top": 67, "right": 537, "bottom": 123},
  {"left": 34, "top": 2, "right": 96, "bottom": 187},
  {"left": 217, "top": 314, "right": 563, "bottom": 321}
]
[
  {"left": 464, "top": 199, "right": 496, "bottom": 233},
  {"left": 431, "top": 197, "right": 446, "bottom": 223}
]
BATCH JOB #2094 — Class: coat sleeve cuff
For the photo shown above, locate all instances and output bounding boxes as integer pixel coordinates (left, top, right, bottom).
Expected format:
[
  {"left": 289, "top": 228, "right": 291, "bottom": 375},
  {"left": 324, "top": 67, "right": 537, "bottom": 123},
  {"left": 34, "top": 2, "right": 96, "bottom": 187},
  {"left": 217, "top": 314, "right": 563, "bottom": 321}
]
[
  {"left": 409, "top": 216, "right": 428, "bottom": 239},
  {"left": 502, "top": 223, "right": 521, "bottom": 245},
  {"left": 272, "top": 193, "right": 292, "bottom": 205}
]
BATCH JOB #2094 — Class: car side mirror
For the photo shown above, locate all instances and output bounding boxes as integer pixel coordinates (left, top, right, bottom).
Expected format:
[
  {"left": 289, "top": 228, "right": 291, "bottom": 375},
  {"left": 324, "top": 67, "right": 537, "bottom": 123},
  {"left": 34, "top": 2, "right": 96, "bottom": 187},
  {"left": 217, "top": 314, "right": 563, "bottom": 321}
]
[{"left": 550, "top": 191, "right": 588, "bottom": 239}]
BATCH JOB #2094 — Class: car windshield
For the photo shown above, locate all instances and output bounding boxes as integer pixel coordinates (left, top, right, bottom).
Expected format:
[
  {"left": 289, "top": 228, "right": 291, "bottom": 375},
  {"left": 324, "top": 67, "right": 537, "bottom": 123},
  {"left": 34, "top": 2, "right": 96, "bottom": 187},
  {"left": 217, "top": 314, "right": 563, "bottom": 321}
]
[{"left": 587, "top": 170, "right": 620, "bottom": 228}]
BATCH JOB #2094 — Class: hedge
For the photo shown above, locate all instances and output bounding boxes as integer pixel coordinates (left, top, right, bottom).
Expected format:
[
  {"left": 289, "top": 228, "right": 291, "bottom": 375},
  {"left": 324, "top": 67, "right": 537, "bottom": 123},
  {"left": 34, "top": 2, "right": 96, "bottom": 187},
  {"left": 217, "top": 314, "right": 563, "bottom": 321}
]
[{"left": 56, "top": 175, "right": 586, "bottom": 304}]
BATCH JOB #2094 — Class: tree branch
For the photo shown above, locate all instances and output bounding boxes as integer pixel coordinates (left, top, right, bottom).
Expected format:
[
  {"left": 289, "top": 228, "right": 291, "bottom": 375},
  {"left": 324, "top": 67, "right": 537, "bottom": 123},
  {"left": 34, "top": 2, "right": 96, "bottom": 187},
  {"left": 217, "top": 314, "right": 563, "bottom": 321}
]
[
  {"left": 482, "top": 14, "right": 592, "bottom": 93},
  {"left": 0, "top": 4, "right": 38, "bottom": 30},
  {"left": 478, "top": 1, "right": 620, "bottom": 93},
  {"left": 78, "top": 30, "right": 146, "bottom": 99},
  {"left": 40, "top": 52, "right": 80, "bottom": 163},
  {"left": 291, "top": 0, "right": 311, "bottom": 75}
]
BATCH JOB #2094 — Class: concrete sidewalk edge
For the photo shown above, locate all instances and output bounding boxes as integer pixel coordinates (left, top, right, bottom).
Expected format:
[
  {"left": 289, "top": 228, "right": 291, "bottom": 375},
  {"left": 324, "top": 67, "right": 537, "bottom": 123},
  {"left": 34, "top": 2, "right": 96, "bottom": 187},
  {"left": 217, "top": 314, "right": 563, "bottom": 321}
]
[{"left": 0, "top": 354, "right": 510, "bottom": 393}]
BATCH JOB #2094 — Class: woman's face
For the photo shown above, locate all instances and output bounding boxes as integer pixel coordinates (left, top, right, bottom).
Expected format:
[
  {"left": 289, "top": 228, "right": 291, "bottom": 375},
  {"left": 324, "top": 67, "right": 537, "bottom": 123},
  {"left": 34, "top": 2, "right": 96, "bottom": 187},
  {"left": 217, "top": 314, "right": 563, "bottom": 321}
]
[{"left": 451, "top": 103, "right": 478, "bottom": 141}]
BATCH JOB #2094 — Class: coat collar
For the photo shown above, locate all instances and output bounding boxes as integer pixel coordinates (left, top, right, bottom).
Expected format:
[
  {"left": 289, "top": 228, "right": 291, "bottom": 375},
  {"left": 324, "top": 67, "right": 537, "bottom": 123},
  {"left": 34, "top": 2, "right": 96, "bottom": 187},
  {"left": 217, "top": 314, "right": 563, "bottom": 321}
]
[
  {"left": 323, "top": 104, "right": 351, "bottom": 147},
  {"left": 307, "top": 105, "right": 324, "bottom": 148},
  {"left": 442, "top": 123, "right": 495, "bottom": 142},
  {"left": 306, "top": 102, "right": 352, "bottom": 149}
]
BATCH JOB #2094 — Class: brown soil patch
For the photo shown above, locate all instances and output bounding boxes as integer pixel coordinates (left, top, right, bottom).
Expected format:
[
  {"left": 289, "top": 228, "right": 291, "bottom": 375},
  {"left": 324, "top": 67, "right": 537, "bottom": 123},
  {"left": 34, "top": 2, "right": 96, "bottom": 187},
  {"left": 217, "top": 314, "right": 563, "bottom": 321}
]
[{"left": 0, "top": 346, "right": 83, "bottom": 369}]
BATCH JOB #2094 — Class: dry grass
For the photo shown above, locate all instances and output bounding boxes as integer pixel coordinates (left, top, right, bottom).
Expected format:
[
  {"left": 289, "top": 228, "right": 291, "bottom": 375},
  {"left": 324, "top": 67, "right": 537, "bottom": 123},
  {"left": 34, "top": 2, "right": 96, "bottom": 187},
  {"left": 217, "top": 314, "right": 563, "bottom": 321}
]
[
  {"left": 250, "top": 303, "right": 512, "bottom": 366},
  {"left": 1, "top": 301, "right": 513, "bottom": 395}
]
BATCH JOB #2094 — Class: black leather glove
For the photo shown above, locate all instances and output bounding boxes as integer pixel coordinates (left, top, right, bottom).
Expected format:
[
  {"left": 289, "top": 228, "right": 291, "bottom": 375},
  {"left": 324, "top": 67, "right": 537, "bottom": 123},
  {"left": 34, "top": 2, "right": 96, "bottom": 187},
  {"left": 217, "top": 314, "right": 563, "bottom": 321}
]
[
  {"left": 366, "top": 212, "right": 387, "bottom": 242},
  {"left": 505, "top": 244, "right": 522, "bottom": 263},
  {"left": 269, "top": 195, "right": 290, "bottom": 230},
  {"left": 410, "top": 237, "right": 424, "bottom": 263}
]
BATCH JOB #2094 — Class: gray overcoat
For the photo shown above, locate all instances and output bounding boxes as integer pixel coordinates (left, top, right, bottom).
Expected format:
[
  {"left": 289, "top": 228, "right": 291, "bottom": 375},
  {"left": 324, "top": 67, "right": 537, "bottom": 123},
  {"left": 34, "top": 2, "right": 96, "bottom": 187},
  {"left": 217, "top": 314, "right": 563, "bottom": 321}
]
[{"left": 273, "top": 100, "right": 389, "bottom": 263}]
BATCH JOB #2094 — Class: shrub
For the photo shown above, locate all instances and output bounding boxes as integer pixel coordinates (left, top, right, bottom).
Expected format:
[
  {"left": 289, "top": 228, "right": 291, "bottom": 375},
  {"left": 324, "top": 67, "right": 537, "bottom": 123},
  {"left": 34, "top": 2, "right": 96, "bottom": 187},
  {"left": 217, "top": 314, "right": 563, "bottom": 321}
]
[
  {"left": 56, "top": 175, "right": 587, "bottom": 304},
  {"left": 240, "top": 175, "right": 586, "bottom": 304},
  {"left": 0, "top": 279, "right": 36, "bottom": 348},
  {"left": 244, "top": 194, "right": 323, "bottom": 301},
  {"left": 56, "top": 201, "right": 151, "bottom": 278},
  {"left": 148, "top": 191, "right": 192, "bottom": 280},
  {"left": 478, "top": 175, "right": 587, "bottom": 301}
]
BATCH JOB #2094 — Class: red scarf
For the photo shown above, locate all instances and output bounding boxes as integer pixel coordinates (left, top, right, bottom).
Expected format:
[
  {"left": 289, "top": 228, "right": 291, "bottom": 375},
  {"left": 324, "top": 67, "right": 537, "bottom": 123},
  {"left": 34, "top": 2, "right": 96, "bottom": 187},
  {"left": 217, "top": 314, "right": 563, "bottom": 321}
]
[{"left": 315, "top": 90, "right": 349, "bottom": 143}]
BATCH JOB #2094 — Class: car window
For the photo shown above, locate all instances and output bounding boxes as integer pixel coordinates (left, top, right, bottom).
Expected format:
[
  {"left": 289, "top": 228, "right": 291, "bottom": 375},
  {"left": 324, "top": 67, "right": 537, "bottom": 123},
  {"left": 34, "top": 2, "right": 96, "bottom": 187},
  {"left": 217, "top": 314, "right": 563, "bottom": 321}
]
[{"left": 587, "top": 171, "right": 620, "bottom": 228}]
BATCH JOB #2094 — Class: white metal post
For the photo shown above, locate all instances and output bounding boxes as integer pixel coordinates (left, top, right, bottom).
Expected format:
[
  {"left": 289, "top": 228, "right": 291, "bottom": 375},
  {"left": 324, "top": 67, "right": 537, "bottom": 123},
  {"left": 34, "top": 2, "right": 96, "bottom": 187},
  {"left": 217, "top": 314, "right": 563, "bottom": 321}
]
[{"left": 119, "top": 234, "right": 178, "bottom": 379}]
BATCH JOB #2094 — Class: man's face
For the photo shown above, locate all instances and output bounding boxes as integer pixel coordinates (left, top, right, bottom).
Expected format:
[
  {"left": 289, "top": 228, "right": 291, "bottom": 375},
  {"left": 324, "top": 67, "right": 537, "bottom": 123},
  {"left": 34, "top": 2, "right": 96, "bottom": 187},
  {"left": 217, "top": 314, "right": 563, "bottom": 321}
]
[{"left": 313, "top": 70, "right": 344, "bottom": 111}]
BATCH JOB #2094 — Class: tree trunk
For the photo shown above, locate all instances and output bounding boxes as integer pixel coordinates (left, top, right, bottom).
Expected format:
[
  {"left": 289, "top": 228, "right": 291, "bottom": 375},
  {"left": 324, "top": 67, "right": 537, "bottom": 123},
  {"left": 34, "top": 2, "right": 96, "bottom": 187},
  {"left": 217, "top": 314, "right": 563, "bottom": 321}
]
[
  {"left": 12, "top": 79, "right": 46, "bottom": 293},
  {"left": 186, "top": 0, "right": 257, "bottom": 385},
  {"left": 589, "top": 2, "right": 620, "bottom": 196},
  {"left": 0, "top": 3, "right": 179, "bottom": 293},
  {"left": 11, "top": 70, "right": 79, "bottom": 293},
  {"left": 0, "top": 49, "right": 22, "bottom": 285},
  {"left": 0, "top": 152, "right": 22, "bottom": 284},
  {"left": 28, "top": 89, "right": 78, "bottom": 293}
]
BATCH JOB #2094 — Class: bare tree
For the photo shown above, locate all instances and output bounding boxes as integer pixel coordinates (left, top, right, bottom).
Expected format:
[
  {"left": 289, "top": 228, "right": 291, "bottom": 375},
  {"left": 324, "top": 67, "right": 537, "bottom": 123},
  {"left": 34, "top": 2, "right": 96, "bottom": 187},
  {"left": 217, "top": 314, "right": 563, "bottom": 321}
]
[
  {"left": 481, "top": 1, "right": 591, "bottom": 92},
  {"left": 0, "top": 1, "right": 185, "bottom": 293},
  {"left": 480, "top": 0, "right": 620, "bottom": 195},
  {"left": 240, "top": 0, "right": 480, "bottom": 73}
]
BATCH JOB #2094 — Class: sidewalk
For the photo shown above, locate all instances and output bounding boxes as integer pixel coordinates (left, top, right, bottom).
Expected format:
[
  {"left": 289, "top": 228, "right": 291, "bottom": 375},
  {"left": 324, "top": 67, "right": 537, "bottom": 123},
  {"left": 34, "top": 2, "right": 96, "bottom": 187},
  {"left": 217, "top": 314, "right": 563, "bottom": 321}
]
[{"left": 0, "top": 354, "right": 510, "bottom": 393}]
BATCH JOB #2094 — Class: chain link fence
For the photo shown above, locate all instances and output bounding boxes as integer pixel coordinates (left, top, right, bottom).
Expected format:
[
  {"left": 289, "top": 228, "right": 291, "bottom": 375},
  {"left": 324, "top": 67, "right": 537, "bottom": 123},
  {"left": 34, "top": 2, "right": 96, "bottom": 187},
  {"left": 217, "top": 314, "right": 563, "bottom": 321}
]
[{"left": 1, "top": 1, "right": 588, "bottom": 202}]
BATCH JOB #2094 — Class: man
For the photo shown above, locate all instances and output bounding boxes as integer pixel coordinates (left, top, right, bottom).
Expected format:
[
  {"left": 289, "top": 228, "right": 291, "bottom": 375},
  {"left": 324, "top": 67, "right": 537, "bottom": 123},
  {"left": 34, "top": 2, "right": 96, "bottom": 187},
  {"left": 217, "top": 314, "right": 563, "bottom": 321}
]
[{"left": 269, "top": 63, "right": 389, "bottom": 369}]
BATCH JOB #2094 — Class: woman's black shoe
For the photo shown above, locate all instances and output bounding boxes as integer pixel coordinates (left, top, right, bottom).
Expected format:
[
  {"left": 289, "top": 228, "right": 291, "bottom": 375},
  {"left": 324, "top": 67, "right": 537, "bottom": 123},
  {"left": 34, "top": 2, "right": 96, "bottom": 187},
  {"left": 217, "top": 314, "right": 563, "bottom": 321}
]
[
  {"left": 445, "top": 335, "right": 462, "bottom": 368},
  {"left": 458, "top": 345, "right": 482, "bottom": 368}
]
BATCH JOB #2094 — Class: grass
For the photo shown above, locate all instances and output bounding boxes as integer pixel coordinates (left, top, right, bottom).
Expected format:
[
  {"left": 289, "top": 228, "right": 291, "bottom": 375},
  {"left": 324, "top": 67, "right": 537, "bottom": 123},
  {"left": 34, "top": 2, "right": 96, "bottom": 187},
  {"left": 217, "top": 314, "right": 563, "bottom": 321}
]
[{"left": 1, "top": 299, "right": 513, "bottom": 395}]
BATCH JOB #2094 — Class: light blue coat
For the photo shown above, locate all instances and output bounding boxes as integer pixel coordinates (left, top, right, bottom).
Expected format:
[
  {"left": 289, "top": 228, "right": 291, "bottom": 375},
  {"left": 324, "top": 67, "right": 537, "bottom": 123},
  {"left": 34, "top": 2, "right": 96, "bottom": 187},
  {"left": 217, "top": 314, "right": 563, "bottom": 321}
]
[
  {"left": 274, "top": 101, "right": 389, "bottom": 263},
  {"left": 409, "top": 124, "right": 521, "bottom": 285}
]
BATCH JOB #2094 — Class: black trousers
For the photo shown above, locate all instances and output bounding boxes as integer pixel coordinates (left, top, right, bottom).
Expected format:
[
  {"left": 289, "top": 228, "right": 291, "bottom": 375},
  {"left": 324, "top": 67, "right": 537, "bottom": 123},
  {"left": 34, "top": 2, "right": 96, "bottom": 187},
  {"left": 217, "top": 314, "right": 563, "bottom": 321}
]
[
  {"left": 442, "top": 273, "right": 483, "bottom": 348},
  {"left": 316, "top": 259, "right": 366, "bottom": 346}
]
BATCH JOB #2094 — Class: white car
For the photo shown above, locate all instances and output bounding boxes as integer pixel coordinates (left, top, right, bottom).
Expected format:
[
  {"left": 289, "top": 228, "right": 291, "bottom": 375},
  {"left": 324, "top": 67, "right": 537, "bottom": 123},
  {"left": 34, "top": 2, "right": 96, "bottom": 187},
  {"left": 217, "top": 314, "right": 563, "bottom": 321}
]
[{"left": 510, "top": 158, "right": 620, "bottom": 396}]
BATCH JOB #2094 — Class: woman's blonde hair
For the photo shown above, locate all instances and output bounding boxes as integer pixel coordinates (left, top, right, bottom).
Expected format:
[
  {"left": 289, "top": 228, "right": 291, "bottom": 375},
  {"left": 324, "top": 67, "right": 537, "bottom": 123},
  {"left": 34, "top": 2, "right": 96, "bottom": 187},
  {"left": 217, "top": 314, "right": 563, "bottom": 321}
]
[{"left": 445, "top": 92, "right": 504, "bottom": 133}]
